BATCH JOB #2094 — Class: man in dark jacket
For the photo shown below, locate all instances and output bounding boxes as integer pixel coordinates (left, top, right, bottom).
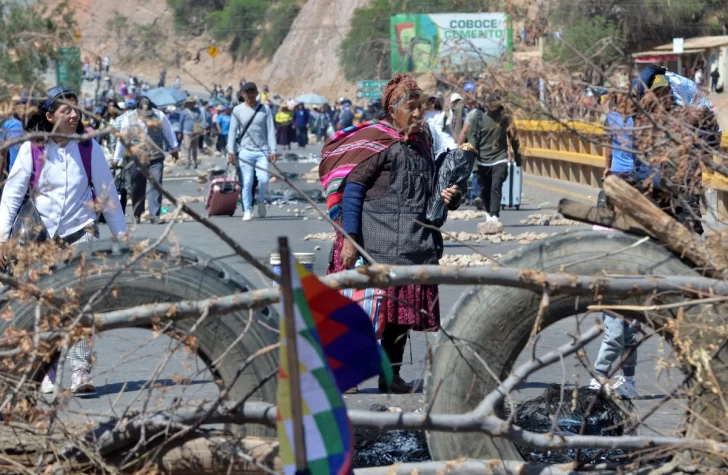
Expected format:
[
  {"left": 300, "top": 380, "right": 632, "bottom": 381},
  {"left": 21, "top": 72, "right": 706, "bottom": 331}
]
[{"left": 458, "top": 92, "right": 521, "bottom": 223}]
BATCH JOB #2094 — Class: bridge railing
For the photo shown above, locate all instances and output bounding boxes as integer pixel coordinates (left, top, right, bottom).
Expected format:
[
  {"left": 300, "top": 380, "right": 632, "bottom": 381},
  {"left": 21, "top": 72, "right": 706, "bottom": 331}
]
[{"left": 515, "top": 120, "right": 728, "bottom": 219}]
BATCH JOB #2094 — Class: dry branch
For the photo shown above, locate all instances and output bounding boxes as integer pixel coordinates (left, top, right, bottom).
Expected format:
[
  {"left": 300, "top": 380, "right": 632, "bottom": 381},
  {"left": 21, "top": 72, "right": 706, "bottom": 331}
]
[
  {"left": 558, "top": 199, "right": 654, "bottom": 237},
  {"left": 603, "top": 176, "right": 728, "bottom": 278},
  {"left": 92, "top": 263, "right": 728, "bottom": 331}
]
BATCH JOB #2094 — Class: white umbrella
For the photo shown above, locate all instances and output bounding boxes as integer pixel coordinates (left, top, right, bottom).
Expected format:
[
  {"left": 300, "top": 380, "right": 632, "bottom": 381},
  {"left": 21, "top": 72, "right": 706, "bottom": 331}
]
[{"left": 295, "top": 93, "right": 329, "bottom": 105}]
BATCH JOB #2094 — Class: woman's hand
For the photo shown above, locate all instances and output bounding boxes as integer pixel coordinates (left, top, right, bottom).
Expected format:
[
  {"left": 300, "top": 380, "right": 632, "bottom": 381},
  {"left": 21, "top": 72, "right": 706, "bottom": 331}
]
[
  {"left": 340, "top": 238, "right": 359, "bottom": 269},
  {"left": 441, "top": 184, "right": 460, "bottom": 205}
]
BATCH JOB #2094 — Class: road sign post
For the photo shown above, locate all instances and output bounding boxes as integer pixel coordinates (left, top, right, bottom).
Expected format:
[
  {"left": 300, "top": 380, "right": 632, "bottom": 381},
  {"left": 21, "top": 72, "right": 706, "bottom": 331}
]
[
  {"left": 208, "top": 45, "right": 219, "bottom": 75},
  {"left": 56, "top": 47, "right": 82, "bottom": 93},
  {"left": 355, "top": 79, "right": 389, "bottom": 101}
]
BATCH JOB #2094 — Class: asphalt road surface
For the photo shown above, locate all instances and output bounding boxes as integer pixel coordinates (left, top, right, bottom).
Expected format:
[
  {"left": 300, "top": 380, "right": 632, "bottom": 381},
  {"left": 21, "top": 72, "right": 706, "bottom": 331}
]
[{"left": 49, "top": 143, "right": 685, "bottom": 443}]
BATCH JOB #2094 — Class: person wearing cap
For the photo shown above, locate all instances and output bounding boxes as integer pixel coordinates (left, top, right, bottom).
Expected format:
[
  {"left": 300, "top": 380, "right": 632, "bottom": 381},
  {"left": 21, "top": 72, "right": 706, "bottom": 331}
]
[
  {"left": 215, "top": 105, "right": 232, "bottom": 154},
  {"left": 630, "top": 68, "right": 719, "bottom": 235},
  {"left": 459, "top": 90, "right": 522, "bottom": 224},
  {"left": 337, "top": 98, "right": 354, "bottom": 130},
  {"left": 447, "top": 93, "right": 466, "bottom": 139},
  {"left": 227, "top": 82, "right": 276, "bottom": 222},
  {"left": 178, "top": 97, "right": 207, "bottom": 169},
  {"left": 114, "top": 96, "right": 179, "bottom": 224},
  {"left": 1, "top": 98, "right": 33, "bottom": 171},
  {"left": 0, "top": 86, "right": 128, "bottom": 395}
]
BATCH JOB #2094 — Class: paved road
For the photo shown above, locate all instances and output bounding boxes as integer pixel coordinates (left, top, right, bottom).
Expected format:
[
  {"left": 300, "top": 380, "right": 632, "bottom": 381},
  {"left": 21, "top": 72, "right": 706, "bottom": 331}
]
[{"left": 51, "top": 144, "right": 685, "bottom": 443}]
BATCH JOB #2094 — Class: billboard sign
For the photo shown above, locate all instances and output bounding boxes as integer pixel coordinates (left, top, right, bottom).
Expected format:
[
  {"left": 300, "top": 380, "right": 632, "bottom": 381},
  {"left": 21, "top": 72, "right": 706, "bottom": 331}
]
[
  {"left": 390, "top": 13, "right": 511, "bottom": 73},
  {"left": 56, "top": 47, "right": 82, "bottom": 93}
]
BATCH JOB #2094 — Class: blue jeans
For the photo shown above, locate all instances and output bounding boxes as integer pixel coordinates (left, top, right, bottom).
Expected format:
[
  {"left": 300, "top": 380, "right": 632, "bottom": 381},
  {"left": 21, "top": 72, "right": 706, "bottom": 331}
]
[
  {"left": 237, "top": 148, "right": 269, "bottom": 213},
  {"left": 594, "top": 313, "right": 638, "bottom": 377}
]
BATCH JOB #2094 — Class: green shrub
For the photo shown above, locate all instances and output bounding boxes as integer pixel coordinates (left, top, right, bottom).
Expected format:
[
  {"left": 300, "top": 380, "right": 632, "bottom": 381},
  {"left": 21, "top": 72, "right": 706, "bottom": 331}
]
[{"left": 259, "top": 0, "right": 302, "bottom": 58}]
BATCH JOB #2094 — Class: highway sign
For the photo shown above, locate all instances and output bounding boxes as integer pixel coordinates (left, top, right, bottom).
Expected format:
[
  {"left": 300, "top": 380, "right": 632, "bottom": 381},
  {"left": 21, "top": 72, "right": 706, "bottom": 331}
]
[
  {"left": 208, "top": 45, "right": 220, "bottom": 58},
  {"left": 356, "top": 79, "right": 389, "bottom": 89},
  {"left": 356, "top": 90, "right": 383, "bottom": 99}
]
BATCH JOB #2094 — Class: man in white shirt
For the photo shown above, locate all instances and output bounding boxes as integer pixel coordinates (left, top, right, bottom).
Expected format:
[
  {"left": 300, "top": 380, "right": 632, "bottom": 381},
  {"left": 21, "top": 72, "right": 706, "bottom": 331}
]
[{"left": 114, "top": 96, "right": 179, "bottom": 224}]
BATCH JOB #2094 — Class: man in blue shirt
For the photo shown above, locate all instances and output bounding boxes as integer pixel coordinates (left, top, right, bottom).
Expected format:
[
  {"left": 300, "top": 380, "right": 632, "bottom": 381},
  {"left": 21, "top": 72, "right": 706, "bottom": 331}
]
[
  {"left": 1, "top": 98, "right": 31, "bottom": 171},
  {"left": 216, "top": 105, "right": 231, "bottom": 152}
]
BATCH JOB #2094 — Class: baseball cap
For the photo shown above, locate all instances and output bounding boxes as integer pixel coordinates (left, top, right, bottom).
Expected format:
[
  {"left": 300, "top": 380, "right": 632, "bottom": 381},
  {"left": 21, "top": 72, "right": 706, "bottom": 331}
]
[
  {"left": 125, "top": 98, "right": 137, "bottom": 108},
  {"left": 242, "top": 82, "right": 258, "bottom": 92},
  {"left": 43, "top": 86, "right": 76, "bottom": 111},
  {"left": 117, "top": 101, "right": 127, "bottom": 110},
  {"left": 651, "top": 75, "right": 669, "bottom": 90},
  {"left": 450, "top": 92, "right": 463, "bottom": 103}
]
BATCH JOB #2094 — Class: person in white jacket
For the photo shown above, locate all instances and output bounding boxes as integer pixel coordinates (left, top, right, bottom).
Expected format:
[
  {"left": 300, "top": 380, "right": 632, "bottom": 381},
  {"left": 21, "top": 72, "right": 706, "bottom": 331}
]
[{"left": 0, "top": 87, "right": 128, "bottom": 395}]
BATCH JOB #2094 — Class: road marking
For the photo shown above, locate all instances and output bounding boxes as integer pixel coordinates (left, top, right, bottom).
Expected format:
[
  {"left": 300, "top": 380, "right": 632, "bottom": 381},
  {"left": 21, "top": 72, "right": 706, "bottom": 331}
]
[{"left": 523, "top": 177, "right": 595, "bottom": 202}]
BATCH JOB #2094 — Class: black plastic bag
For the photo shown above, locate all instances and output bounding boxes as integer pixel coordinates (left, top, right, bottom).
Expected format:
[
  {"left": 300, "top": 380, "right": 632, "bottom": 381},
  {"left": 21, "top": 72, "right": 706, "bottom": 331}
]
[
  {"left": 10, "top": 197, "right": 49, "bottom": 245},
  {"left": 426, "top": 148, "right": 476, "bottom": 227}
]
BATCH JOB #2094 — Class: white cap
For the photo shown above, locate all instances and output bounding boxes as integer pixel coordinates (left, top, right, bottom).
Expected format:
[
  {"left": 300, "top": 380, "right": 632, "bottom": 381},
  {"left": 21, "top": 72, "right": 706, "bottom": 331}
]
[
  {"left": 117, "top": 101, "right": 127, "bottom": 110},
  {"left": 450, "top": 93, "right": 463, "bottom": 103}
]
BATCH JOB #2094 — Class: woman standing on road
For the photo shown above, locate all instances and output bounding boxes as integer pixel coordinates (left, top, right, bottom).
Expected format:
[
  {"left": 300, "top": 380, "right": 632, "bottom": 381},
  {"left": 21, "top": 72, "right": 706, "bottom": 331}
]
[
  {"left": 0, "top": 86, "right": 128, "bottom": 395},
  {"left": 319, "top": 74, "right": 462, "bottom": 393}
]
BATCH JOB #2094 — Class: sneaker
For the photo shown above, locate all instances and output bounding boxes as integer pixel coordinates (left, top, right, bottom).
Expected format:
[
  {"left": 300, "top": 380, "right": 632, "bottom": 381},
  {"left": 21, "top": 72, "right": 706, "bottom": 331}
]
[
  {"left": 257, "top": 202, "right": 267, "bottom": 218},
  {"left": 242, "top": 211, "right": 253, "bottom": 222},
  {"left": 70, "top": 369, "right": 96, "bottom": 394},
  {"left": 486, "top": 215, "right": 500, "bottom": 224},
  {"left": 611, "top": 376, "right": 639, "bottom": 399},
  {"left": 588, "top": 377, "right": 605, "bottom": 391},
  {"left": 40, "top": 367, "right": 57, "bottom": 394}
]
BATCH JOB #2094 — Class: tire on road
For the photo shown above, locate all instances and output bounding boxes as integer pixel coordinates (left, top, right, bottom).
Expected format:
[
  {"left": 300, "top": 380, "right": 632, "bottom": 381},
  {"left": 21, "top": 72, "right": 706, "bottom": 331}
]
[
  {"left": 2, "top": 240, "right": 279, "bottom": 436},
  {"left": 426, "top": 230, "right": 712, "bottom": 461}
]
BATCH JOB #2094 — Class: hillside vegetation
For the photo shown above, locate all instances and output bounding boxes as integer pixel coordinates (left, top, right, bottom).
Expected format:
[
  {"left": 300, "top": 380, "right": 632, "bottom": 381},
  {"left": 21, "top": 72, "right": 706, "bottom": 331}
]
[{"left": 167, "top": 0, "right": 303, "bottom": 59}]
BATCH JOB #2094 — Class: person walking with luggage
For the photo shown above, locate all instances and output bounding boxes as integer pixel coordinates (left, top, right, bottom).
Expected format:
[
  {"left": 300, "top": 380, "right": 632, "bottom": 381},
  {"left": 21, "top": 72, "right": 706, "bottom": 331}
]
[
  {"left": 179, "top": 97, "right": 206, "bottom": 169},
  {"left": 114, "top": 96, "right": 180, "bottom": 224},
  {"left": 227, "top": 82, "right": 277, "bottom": 222},
  {"left": 0, "top": 86, "right": 128, "bottom": 395},
  {"left": 458, "top": 91, "right": 522, "bottom": 224}
]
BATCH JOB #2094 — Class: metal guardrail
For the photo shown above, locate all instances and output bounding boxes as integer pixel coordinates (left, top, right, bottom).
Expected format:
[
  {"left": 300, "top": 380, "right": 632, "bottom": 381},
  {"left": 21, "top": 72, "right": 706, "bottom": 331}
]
[{"left": 516, "top": 120, "right": 728, "bottom": 217}]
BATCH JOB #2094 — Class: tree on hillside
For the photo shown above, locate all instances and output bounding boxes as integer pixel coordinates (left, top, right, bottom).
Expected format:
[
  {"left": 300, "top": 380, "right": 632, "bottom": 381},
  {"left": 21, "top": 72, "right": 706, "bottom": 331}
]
[
  {"left": 0, "top": 1, "right": 76, "bottom": 89},
  {"left": 552, "top": 0, "right": 728, "bottom": 51},
  {"left": 545, "top": 16, "right": 625, "bottom": 85}
]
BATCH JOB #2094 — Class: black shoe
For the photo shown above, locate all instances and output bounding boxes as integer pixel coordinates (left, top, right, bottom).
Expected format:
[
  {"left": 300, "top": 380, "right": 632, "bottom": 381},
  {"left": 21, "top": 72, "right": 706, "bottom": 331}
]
[
  {"left": 134, "top": 217, "right": 141, "bottom": 225},
  {"left": 378, "top": 375, "right": 411, "bottom": 394}
]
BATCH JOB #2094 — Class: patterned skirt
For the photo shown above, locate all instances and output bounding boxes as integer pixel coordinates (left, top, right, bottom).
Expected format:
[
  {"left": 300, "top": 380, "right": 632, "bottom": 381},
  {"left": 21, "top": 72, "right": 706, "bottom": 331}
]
[{"left": 327, "top": 232, "right": 440, "bottom": 332}]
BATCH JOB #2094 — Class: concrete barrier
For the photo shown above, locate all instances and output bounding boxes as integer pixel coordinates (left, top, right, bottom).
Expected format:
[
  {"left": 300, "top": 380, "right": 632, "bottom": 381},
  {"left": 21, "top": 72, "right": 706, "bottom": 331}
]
[{"left": 516, "top": 120, "right": 728, "bottom": 218}]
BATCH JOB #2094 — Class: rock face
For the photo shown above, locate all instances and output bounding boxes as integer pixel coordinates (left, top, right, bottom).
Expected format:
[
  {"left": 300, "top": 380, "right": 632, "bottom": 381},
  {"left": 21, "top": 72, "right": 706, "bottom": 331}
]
[
  {"left": 259, "top": 0, "right": 370, "bottom": 98},
  {"left": 477, "top": 221, "right": 505, "bottom": 235}
]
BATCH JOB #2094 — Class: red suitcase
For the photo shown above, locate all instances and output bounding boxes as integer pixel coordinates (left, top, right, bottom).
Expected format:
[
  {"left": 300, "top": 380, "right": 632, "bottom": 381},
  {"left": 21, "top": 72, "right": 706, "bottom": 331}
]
[{"left": 206, "top": 166, "right": 240, "bottom": 217}]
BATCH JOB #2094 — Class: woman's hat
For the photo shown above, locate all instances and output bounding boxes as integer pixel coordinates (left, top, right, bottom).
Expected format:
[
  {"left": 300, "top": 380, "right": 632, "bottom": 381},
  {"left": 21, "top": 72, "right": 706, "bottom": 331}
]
[{"left": 42, "top": 86, "right": 77, "bottom": 112}]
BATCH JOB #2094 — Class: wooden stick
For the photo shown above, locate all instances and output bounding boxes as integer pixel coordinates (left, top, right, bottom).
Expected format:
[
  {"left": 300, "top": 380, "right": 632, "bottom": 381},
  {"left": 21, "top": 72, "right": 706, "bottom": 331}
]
[
  {"left": 277, "top": 237, "right": 308, "bottom": 473},
  {"left": 557, "top": 199, "right": 654, "bottom": 237},
  {"left": 603, "top": 175, "right": 728, "bottom": 279}
]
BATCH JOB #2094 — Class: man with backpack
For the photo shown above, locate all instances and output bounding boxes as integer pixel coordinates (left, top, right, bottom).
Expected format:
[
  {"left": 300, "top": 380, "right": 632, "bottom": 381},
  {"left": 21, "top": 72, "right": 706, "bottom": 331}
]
[
  {"left": 114, "top": 96, "right": 180, "bottom": 224},
  {"left": 458, "top": 91, "right": 522, "bottom": 224},
  {"left": 227, "top": 82, "right": 277, "bottom": 222},
  {"left": 179, "top": 97, "right": 207, "bottom": 169}
]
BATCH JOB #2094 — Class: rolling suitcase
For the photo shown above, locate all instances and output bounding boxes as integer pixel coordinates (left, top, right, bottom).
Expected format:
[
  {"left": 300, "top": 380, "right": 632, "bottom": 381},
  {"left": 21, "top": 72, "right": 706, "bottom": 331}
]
[
  {"left": 206, "top": 165, "right": 240, "bottom": 217},
  {"left": 501, "top": 161, "right": 522, "bottom": 210}
]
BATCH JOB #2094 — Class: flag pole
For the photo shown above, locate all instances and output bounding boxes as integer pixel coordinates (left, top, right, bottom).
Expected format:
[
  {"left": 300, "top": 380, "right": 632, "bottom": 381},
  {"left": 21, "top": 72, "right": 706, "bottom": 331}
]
[{"left": 278, "top": 236, "right": 308, "bottom": 473}]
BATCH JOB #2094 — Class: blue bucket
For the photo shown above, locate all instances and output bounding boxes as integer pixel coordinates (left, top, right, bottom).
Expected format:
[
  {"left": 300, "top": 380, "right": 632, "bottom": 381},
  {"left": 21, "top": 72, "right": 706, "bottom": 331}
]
[{"left": 270, "top": 252, "right": 315, "bottom": 284}]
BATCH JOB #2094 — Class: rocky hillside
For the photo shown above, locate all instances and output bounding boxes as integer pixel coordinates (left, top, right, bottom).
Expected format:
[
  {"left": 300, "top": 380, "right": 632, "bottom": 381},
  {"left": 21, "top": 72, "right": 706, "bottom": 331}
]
[{"left": 58, "top": 0, "right": 368, "bottom": 100}]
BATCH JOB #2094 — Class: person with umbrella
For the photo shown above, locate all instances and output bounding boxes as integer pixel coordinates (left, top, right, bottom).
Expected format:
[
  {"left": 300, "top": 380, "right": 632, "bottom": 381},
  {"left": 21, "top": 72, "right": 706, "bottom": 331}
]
[{"left": 114, "top": 96, "right": 179, "bottom": 224}]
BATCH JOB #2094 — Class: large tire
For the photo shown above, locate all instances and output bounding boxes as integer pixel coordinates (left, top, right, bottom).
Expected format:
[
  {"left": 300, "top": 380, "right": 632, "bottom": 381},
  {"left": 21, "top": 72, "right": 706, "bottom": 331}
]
[
  {"left": 426, "top": 231, "right": 709, "bottom": 461},
  {"left": 1, "top": 240, "right": 279, "bottom": 436}
]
